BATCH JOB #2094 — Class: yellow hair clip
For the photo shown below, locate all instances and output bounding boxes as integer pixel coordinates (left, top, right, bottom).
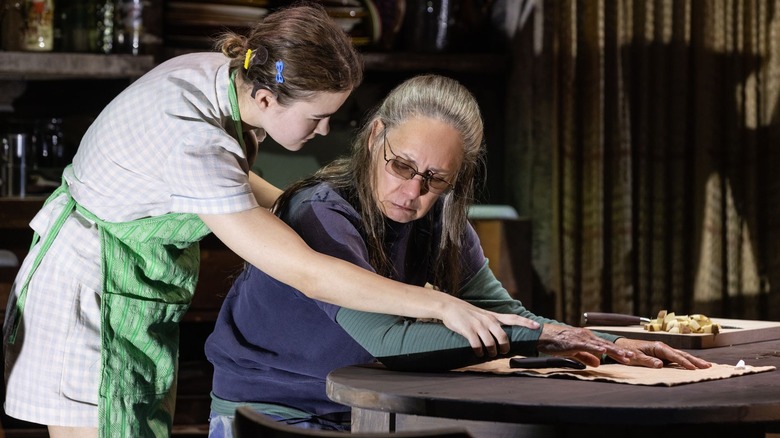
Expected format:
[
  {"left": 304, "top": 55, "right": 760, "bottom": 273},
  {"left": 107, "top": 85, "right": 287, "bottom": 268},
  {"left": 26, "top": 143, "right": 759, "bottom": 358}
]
[{"left": 244, "top": 49, "right": 253, "bottom": 70}]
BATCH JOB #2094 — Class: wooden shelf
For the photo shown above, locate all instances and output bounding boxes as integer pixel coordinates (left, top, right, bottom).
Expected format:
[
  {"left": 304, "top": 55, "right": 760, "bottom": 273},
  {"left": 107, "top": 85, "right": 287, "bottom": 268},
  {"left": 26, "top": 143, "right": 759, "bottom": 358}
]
[
  {"left": 0, "top": 51, "right": 505, "bottom": 81},
  {"left": 362, "top": 52, "right": 509, "bottom": 74},
  {"left": 0, "top": 52, "right": 155, "bottom": 80},
  {"left": 160, "top": 48, "right": 509, "bottom": 74}
]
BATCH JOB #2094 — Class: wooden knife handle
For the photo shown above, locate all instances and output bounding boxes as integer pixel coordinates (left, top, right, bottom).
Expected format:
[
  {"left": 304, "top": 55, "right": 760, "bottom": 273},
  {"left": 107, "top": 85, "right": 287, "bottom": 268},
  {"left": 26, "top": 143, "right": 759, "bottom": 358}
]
[{"left": 582, "top": 312, "right": 642, "bottom": 326}]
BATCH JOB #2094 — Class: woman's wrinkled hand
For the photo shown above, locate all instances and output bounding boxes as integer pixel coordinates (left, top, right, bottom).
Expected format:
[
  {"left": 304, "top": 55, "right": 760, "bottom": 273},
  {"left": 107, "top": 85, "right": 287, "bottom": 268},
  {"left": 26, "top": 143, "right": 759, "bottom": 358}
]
[
  {"left": 537, "top": 324, "right": 634, "bottom": 367},
  {"left": 537, "top": 324, "right": 712, "bottom": 369},
  {"left": 613, "top": 338, "right": 712, "bottom": 369}
]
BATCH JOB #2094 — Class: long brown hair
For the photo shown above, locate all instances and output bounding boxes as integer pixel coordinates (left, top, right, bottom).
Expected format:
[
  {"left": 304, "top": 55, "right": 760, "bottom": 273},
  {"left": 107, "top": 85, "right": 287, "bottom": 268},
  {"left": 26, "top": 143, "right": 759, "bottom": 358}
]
[
  {"left": 216, "top": 2, "right": 363, "bottom": 105},
  {"left": 276, "top": 75, "right": 485, "bottom": 295}
]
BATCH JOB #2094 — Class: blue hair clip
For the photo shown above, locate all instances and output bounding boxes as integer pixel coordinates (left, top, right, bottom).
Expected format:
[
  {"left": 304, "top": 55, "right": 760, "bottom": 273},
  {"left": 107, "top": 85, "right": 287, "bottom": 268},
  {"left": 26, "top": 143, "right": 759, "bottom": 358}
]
[{"left": 275, "top": 60, "right": 284, "bottom": 83}]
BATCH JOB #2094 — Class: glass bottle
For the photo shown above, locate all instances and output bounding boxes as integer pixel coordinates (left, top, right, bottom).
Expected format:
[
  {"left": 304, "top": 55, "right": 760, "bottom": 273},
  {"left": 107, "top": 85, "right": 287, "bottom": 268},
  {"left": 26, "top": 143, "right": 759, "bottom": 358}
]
[
  {"left": 115, "top": 0, "right": 142, "bottom": 55},
  {"left": 96, "top": 0, "right": 114, "bottom": 54},
  {"left": 35, "top": 118, "right": 66, "bottom": 169},
  {"left": 3, "top": 132, "right": 30, "bottom": 197},
  {"left": 0, "top": 0, "right": 24, "bottom": 51},
  {"left": 0, "top": 136, "right": 10, "bottom": 197},
  {"left": 52, "top": 0, "right": 66, "bottom": 50},
  {"left": 57, "top": 0, "right": 96, "bottom": 53},
  {"left": 402, "top": 0, "right": 460, "bottom": 53},
  {"left": 21, "top": 0, "right": 55, "bottom": 51}
]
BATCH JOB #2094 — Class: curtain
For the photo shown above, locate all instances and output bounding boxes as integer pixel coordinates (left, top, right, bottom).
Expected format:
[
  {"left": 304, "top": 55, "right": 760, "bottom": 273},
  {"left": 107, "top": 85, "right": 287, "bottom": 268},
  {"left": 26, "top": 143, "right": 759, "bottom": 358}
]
[{"left": 504, "top": 0, "right": 780, "bottom": 324}]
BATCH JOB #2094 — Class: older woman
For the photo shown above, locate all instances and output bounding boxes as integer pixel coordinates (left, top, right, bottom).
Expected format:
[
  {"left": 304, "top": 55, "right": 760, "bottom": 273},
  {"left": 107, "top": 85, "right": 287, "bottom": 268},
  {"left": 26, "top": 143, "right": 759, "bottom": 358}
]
[{"left": 204, "top": 75, "right": 710, "bottom": 436}]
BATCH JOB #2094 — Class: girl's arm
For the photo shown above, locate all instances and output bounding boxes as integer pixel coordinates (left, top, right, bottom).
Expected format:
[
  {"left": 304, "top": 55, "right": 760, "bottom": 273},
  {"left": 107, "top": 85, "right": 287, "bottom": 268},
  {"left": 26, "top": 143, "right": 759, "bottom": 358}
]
[
  {"left": 248, "top": 171, "right": 283, "bottom": 209},
  {"left": 199, "top": 208, "right": 538, "bottom": 357}
]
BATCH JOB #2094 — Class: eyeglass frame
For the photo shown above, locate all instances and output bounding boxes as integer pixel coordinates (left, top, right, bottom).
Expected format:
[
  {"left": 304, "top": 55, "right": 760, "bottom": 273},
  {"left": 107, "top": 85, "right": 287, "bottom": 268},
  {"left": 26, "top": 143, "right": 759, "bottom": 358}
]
[{"left": 381, "top": 130, "right": 455, "bottom": 195}]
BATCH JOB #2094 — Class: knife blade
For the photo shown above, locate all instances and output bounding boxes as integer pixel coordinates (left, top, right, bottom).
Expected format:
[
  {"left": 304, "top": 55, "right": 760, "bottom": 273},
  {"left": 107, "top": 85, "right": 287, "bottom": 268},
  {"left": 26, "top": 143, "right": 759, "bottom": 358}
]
[
  {"left": 509, "top": 357, "right": 586, "bottom": 370},
  {"left": 582, "top": 312, "right": 648, "bottom": 326},
  {"left": 581, "top": 312, "right": 742, "bottom": 329}
]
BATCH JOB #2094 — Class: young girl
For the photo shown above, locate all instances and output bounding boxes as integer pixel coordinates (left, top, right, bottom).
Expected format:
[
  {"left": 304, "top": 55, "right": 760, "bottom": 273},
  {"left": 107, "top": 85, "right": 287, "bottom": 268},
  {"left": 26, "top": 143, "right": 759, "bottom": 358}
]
[{"left": 2, "top": 4, "right": 538, "bottom": 438}]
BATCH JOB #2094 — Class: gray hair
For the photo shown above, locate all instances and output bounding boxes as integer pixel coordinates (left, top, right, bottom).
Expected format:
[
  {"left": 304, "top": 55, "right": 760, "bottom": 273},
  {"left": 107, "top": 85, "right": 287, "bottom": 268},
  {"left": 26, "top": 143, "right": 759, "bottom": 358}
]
[{"left": 277, "top": 75, "right": 485, "bottom": 294}]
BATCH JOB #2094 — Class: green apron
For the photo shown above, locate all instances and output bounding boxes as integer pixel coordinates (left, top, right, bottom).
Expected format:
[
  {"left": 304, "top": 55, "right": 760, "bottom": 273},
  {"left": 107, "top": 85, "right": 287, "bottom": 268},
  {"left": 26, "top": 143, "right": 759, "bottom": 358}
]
[
  {"left": 92, "top": 203, "right": 210, "bottom": 437},
  {"left": 9, "top": 176, "right": 210, "bottom": 437}
]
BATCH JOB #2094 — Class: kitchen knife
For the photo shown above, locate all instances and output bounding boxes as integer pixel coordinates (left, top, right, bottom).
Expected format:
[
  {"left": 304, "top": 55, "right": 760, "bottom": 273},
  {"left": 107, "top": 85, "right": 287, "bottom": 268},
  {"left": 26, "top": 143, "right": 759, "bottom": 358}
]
[
  {"left": 582, "top": 312, "right": 648, "bottom": 326},
  {"left": 581, "top": 312, "right": 742, "bottom": 329},
  {"left": 509, "top": 357, "right": 586, "bottom": 370}
]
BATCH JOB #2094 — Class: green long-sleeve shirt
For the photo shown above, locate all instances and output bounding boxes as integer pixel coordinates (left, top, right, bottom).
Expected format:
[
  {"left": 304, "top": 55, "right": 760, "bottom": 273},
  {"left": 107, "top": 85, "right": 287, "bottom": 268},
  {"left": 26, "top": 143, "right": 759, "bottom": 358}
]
[{"left": 337, "top": 259, "right": 620, "bottom": 371}]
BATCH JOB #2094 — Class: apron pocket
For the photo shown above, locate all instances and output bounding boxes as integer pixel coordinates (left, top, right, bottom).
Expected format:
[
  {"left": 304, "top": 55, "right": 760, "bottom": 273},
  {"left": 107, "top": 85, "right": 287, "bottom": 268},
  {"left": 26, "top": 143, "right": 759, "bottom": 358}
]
[
  {"left": 61, "top": 280, "right": 102, "bottom": 404},
  {"left": 100, "top": 292, "right": 190, "bottom": 397}
]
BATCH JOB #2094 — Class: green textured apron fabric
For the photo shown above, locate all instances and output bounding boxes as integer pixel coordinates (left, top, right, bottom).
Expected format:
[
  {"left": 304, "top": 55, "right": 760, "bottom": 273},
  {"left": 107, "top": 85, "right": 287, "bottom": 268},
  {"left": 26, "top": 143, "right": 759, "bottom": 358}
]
[
  {"left": 9, "top": 172, "right": 211, "bottom": 437},
  {"left": 92, "top": 208, "right": 209, "bottom": 437}
]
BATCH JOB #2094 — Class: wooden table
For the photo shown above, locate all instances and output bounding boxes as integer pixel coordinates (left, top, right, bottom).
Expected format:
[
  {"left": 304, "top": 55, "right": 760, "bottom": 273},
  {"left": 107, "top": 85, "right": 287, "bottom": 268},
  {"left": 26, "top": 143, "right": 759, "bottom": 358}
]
[{"left": 326, "top": 339, "right": 780, "bottom": 438}]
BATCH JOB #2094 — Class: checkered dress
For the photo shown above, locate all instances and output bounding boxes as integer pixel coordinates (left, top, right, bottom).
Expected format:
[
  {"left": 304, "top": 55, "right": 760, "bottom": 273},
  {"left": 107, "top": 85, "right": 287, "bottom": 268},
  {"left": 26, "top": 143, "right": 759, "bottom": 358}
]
[{"left": 3, "top": 52, "right": 259, "bottom": 427}]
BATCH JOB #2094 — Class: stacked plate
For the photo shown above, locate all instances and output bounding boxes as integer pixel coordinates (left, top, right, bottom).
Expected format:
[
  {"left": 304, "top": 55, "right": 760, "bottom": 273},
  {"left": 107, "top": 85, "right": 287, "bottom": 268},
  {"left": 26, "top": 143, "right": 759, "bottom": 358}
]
[
  {"left": 321, "top": 0, "right": 380, "bottom": 47},
  {"left": 164, "top": 0, "right": 269, "bottom": 49}
]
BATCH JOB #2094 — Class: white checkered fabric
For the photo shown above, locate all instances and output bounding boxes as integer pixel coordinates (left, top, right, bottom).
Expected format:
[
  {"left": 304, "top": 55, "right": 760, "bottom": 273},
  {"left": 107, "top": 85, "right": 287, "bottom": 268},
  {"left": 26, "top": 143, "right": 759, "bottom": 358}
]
[
  {"left": 4, "top": 196, "right": 102, "bottom": 426},
  {"left": 69, "top": 52, "right": 258, "bottom": 222}
]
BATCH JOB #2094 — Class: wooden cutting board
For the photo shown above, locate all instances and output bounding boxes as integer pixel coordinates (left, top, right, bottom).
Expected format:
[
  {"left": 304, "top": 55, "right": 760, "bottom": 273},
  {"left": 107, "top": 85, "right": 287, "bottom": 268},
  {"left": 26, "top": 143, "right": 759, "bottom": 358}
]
[{"left": 586, "top": 318, "right": 780, "bottom": 349}]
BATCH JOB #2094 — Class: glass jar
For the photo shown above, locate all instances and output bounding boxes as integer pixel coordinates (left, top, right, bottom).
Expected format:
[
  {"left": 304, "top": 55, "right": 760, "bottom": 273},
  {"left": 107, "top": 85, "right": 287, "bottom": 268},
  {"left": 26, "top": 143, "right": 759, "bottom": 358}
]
[
  {"left": 1, "top": 132, "right": 30, "bottom": 197},
  {"left": 21, "top": 0, "right": 55, "bottom": 51}
]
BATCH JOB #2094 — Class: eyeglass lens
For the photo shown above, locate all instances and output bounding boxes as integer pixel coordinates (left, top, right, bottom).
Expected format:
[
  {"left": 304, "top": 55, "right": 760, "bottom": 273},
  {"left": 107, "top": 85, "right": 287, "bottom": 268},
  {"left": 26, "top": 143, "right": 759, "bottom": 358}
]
[
  {"left": 383, "top": 132, "right": 452, "bottom": 194},
  {"left": 388, "top": 160, "right": 450, "bottom": 192}
]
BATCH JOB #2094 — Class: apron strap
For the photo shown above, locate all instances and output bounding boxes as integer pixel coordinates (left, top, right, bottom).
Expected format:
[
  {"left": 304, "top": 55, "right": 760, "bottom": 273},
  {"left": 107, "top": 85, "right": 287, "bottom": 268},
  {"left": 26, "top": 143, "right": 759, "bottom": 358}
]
[{"left": 8, "top": 181, "right": 75, "bottom": 344}]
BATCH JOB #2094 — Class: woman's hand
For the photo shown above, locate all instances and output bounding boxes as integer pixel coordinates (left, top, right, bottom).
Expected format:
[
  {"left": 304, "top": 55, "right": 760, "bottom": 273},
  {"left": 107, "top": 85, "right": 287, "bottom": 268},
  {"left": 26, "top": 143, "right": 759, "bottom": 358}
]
[
  {"left": 537, "top": 324, "right": 634, "bottom": 367},
  {"left": 613, "top": 338, "right": 712, "bottom": 369},
  {"left": 537, "top": 325, "right": 711, "bottom": 369},
  {"left": 438, "top": 299, "right": 540, "bottom": 357}
]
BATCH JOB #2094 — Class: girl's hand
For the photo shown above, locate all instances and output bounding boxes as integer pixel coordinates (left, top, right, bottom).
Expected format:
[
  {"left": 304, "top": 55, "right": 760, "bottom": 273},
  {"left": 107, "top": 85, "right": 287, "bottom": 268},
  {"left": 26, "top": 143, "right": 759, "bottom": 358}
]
[{"left": 438, "top": 299, "right": 540, "bottom": 357}]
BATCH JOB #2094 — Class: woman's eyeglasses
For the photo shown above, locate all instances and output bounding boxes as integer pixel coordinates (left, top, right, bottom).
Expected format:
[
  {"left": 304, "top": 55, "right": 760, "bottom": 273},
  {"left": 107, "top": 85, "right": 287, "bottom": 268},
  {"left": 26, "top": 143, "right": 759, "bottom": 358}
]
[{"left": 382, "top": 132, "right": 454, "bottom": 195}]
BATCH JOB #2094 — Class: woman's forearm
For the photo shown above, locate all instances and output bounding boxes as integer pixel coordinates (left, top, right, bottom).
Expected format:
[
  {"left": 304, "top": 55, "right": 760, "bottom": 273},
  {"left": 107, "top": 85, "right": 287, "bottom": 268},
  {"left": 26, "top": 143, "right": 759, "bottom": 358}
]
[{"left": 336, "top": 307, "right": 542, "bottom": 369}]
